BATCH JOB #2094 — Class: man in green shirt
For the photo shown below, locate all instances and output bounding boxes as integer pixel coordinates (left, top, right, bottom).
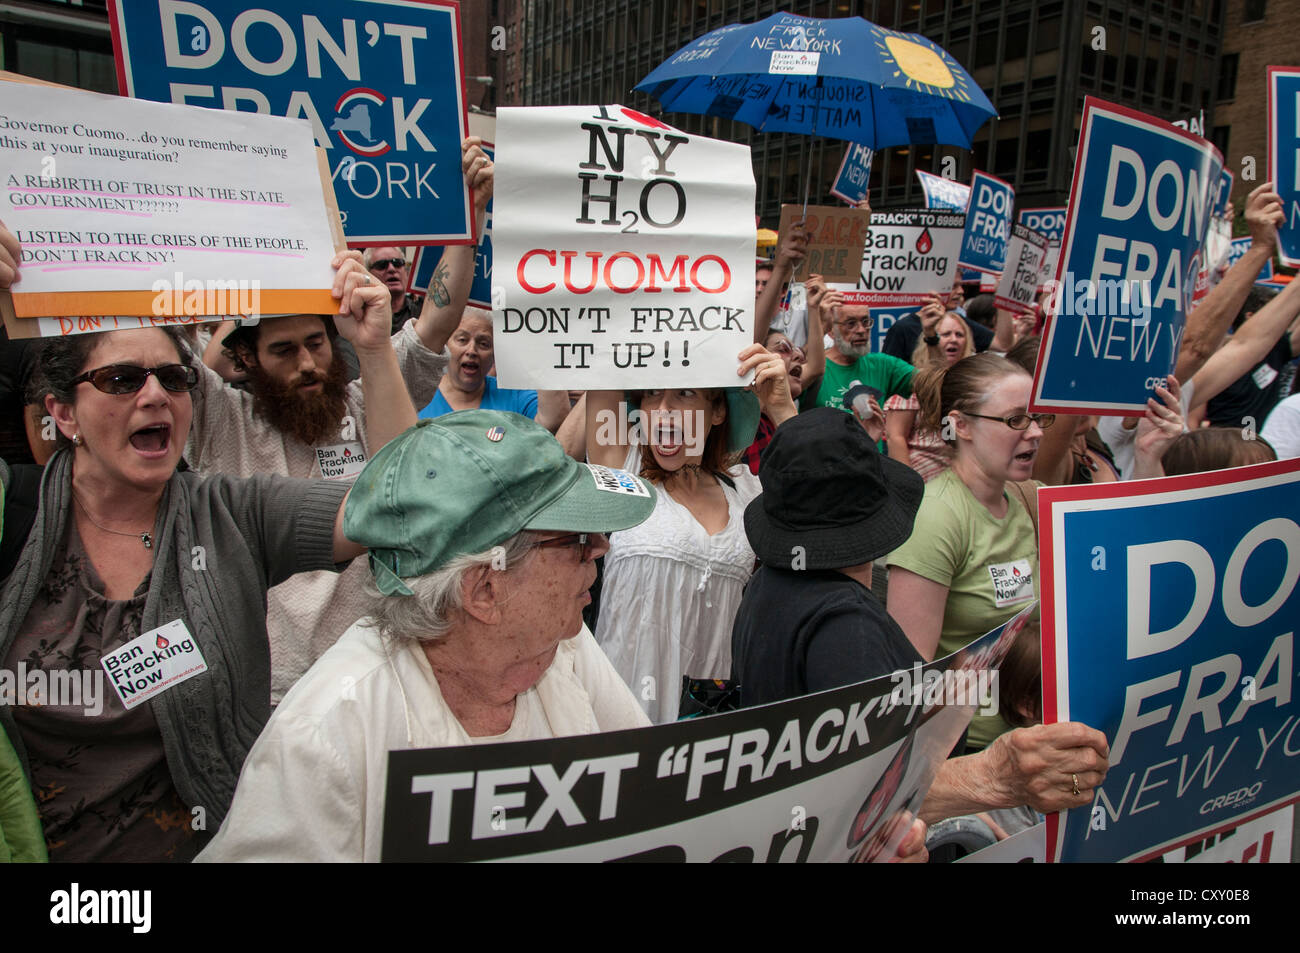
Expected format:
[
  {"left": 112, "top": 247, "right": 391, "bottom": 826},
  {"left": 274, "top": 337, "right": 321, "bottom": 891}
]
[{"left": 799, "top": 290, "right": 915, "bottom": 413}]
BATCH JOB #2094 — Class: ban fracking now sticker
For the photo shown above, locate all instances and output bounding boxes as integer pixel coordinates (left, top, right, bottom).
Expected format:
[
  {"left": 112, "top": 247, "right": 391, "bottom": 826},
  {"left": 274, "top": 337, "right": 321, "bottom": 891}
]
[
  {"left": 100, "top": 619, "right": 207, "bottom": 711},
  {"left": 315, "top": 441, "right": 367, "bottom": 481},
  {"left": 587, "top": 464, "right": 650, "bottom": 498},
  {"left": 769, "top": 51, "right": 821, "bottom": 74},
  {"left": 987, "top": 559, "right": 1034, "bottom": 608}
]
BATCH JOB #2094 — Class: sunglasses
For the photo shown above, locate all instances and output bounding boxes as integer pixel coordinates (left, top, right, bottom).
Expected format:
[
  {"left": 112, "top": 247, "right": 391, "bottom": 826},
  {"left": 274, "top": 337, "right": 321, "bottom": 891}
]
[
  {"left": 532, "top": 532, "right": 603, "bottom": 563},
  {"left": 964, "top": 412, "right": 1057, "bottom": 431},
  {"left": 72, "top": 363, "right": 199, "bottom": 395},
  {"left": 369, "top": 257, "right": 406, "bottom": 271}
]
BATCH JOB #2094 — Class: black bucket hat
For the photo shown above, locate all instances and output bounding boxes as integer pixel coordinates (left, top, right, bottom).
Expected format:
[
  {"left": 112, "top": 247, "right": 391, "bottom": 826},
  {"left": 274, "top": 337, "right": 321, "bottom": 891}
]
[{"left": 744, "top": 407, "right": 925, "bottom": 570}]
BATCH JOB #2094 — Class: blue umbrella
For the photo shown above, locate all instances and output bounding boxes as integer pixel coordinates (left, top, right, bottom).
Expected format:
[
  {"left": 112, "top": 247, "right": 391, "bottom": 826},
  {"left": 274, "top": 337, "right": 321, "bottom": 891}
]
[{"left": 636, "top": 12, "right": 996, "bottom": 152}]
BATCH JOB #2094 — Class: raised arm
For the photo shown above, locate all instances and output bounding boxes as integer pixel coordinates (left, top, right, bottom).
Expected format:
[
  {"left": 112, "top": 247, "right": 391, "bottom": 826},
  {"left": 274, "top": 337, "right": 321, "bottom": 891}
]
[
  {"left": 753, "top": 223, "right": 808, "bottom": 343},
  {"left": 534, "top": 390, "right": 571, "bottom": 434},
  {"left": 203, "top": 319, "right": 245, "bottom": 382},
  {"left": 990, "top": 306, "right": 1016, "bottom": 353},
  {"left": 1187, "top": 274, "right": 1300, "bottom": 413},
  {"left": 331, "top": 253, "right": 416, "bottom": 455},
  {"left": 585, "top": 390, "right": 630, "bottom": 467},
  {"left": 412, "top": 138, "right": 493, "bottom": 354},
  {"left": 802, "top": 273, "right": 828, "bottom": 383},
  {"left": 1175, "top": 183, "right": 1285, "bottom": 382}
]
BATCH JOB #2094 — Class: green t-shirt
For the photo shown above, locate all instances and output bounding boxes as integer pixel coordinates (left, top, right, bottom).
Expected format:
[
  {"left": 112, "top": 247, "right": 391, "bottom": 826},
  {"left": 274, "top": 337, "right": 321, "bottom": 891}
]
[
  {"left": 800, "top": 353, "right": 915, "bottom": 413},
  {"left": 889, "top": 468, "right": 1039, "bottom": 750}
]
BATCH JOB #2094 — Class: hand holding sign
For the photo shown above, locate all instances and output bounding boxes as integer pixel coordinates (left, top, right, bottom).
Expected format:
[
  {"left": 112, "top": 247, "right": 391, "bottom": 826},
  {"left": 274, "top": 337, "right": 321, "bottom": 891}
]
[
  {"left": 1244, "top": 181, "right": 1285, "bottom": 251},
  {"left": 774, "top": 218, "right": 810, "bottom": 277},
  {"left": 1131, "top": 376, "right": 1185, "bottom": 480},
  {"left": 919, "top": 292, "right": 946, "bottom": 336},
  {"left": 331, "top": 252, "right": 395, "bottom": 350},
  {"left": 0, "top": 217, "right": 18, "bottom": 287},
  {"left": 738, "top": 342, "right": 796, "bottom": 424},
  {"left": 986, "top": 721, "right": 1110, "bottom": 815},
  {"left": 463, "top": 137, "right": 494, "bottom": 216}
]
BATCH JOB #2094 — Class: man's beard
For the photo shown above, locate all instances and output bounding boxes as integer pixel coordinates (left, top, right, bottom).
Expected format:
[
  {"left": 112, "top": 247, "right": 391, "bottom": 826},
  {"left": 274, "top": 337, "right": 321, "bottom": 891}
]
[
  {"left": 833, "top": 328, "right": 870, "bottom": 359},
  {"left": 246, "top": 353, "right": 349, "bottom": 446}
]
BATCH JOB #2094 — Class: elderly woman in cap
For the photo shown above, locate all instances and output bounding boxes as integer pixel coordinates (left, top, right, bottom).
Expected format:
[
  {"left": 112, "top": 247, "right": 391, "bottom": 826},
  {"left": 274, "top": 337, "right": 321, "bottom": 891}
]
[
  {"left": 585, "top": 344, "right": 796, "bottom": 723},
  {"left": 197, "top": 411, "right": 656, "bottom": 862}
]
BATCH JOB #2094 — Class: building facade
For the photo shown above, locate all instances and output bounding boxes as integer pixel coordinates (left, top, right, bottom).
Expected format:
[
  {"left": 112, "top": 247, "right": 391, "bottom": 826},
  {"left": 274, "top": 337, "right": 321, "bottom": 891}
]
[{"left": 503, "top": 0, "right": 1228, "bottom": 225}]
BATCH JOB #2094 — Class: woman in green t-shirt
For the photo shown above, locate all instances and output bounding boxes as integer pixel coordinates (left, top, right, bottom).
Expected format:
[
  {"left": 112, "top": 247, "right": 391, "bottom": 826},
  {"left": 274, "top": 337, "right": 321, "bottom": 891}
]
[{"left": 887, "top": 354, "right": 1054, "bottom": 749}]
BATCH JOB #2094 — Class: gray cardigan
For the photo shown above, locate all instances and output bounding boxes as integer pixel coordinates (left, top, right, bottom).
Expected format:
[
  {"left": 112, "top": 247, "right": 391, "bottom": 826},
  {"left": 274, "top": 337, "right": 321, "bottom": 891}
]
[{"left": 0, "top": 449, "right": 350, "bottom": 829}]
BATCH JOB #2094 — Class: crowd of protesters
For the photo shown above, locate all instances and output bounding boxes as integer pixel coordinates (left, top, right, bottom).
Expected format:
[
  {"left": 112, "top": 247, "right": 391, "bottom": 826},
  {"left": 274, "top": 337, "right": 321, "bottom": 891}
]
[{"left": 0, "top": 128, "right": 1297, "bottom": 865}]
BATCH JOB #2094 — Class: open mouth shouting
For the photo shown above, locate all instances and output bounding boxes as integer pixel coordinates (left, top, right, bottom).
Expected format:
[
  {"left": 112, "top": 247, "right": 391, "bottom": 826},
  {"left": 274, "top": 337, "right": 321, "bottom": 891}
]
[{"left": 129, "top": 422, "right": 172, "bottom": 458}]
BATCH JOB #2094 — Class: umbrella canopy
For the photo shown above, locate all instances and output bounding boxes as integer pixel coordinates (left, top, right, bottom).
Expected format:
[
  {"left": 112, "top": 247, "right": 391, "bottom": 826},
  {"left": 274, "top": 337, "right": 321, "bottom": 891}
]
[{"left": 635, "top": 11, "right": 997, "bottom": 150}]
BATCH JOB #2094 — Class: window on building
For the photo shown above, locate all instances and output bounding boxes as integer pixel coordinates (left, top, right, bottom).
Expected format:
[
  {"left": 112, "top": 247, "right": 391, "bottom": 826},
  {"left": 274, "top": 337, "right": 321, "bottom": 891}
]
[
  {"left": 1210, "top": 125, "right": 1229, "bottom": 156},
  {"left": 1037, "top": 17, "right": 1060, "bottom": 53},
  {"left": 1217, "top": 53, "right": 1238, "bottom": 101},
  {"left": 1243, "top": 0, "right": 1267, "bottom": 22}
]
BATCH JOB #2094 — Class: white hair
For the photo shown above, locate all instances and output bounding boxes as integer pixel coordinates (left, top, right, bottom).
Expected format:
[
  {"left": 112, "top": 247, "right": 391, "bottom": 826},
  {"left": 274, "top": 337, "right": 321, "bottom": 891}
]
[{"left": 365, "top": 531, "right": 541, "bottom": 643}]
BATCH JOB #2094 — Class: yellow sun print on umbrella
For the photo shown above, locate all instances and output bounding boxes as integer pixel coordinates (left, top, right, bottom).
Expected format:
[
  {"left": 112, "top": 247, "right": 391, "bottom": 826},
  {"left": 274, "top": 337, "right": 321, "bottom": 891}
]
[{"left": 872, "top": 28, "right": 974, "bottom": 102}]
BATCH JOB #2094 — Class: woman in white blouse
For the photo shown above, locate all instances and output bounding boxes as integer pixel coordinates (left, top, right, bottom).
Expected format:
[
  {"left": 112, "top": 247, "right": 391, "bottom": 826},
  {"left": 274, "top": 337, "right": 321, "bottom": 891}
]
[{"left": 585, "top": 344, "right": 795, "bottom": 722}]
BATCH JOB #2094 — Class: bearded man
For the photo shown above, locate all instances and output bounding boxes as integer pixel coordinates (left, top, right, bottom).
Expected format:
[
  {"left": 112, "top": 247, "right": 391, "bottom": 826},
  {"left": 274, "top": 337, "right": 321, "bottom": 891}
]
[
  {"left": 797, "top": 288, "right": 916, "bottom": 415},
  {"left": 182, "top": 138, "right": 492, "bottom": 703}
]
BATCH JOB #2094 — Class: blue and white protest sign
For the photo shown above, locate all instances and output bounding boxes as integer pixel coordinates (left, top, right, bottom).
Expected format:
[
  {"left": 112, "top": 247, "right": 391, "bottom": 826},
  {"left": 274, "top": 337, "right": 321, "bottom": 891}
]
[
  {"left": 916, "top": 169, "right": 970, "bottom": 211},
  {"left": 1031, "top": 98, "right": 1223, "bottom": 415},
  {"left": 959, "top": 170, "right": 1013, "bottom": 276},
  {"left": 831, "top": 143, "right": 873, "bottom": 206},
  {"left": 108, "top": 0, "right": 473, "bottom": 247},
  {"left": 409, "top": 120, "right": 493, "bottom": 309},
  {"left": 1268, "top": 66, "right": 1300, "bottom": 268},
  {"left": 1040, "top": 459, "right": 1300, "bottom": 863}
]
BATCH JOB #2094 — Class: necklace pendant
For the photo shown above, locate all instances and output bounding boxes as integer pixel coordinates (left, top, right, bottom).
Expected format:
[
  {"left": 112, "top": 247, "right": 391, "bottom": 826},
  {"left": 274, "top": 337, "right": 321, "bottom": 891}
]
[{"left": 141, "top": 533, "right": 153, "bottom": 550}]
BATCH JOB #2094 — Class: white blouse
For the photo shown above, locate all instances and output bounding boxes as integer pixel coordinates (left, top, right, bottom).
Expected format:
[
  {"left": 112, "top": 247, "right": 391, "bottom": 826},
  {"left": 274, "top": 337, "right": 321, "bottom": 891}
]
[{"left": 594, "top": 448, "right": 761, "bottom": 724}]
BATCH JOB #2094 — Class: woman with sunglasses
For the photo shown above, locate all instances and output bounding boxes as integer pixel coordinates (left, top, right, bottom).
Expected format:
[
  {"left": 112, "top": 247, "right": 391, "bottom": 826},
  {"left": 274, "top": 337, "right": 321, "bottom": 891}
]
[
  {"left": 0, "top": 241, "right": 389, "bottom": 862},
  {"left": 886, "top": 353, "right": 1055, "bottom": 752}
]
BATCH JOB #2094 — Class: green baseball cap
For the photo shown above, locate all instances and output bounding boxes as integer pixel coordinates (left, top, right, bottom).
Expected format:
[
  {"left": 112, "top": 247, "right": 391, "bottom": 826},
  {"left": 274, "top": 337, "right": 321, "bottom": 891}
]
[{"left": 343, "top": 411, "right": 657, "bottom": 596}]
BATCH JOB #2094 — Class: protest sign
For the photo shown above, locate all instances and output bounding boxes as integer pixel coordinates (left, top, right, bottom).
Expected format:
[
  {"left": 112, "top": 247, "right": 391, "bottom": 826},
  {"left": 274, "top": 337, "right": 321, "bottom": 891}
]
[
  {"left": 1017, "top": 206, "right": 1067, "bottom": 288},
  {"left": 830, "top": 143, "right": 873, "bottom": 205},
  {"left": 994, "top": 224, "right": 1049, "bottom": 314},
  {"left": 0, "top": 76, "right": 338, "bottom": 322},
  {"left": 409, "top": 115, "right": 494, "bottom": 310},
  {"left": 916, "top": 169, "right": 970, "bottom": 211},
  {"left": 1040, "top": 459, "right": 1300, "bottom": 863},
  {"left": 959, "top": 171, "right": 1013, "bottom": 276},
  {"left": 870, "top": 304, "right": 914, "bottom": 354},
  {"left": 955, "top": 822, "right": 1046, "bottom": 863},
  {"left": 1031, "top": 98, "right": 1223, "bottom": 416},
  {"left": 380, "top": 608, "right": 1032, "bottom": 861},
  {"left": 777, "top": 204, "right": 871, "bottom": 284},
  {"left": 856, "top": 209, "right": 963, "bottom": 306},
  {"left": 1268, "top": 66, "right": 1300, "bottom": 267},
  {"left": 491, "top": 105, "right": 754, "bottom": 390},
  {"left": 109, "top": 0, "right": 473, "bottom": 247},
  {"left": 1255, "top": 259, "right": 1292, "bottom": 290},
  {"left": 1160, "top": 806, "right": 1293, "bottom": 863}
]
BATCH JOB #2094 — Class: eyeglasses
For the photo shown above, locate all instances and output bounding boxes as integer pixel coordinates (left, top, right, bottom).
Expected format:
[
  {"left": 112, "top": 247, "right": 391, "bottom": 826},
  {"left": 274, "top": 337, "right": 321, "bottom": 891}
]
[
  {"left": 836, "top": 316, "right": 873, "bottom": 332},
  {"left": 964, "top": 412, "right": 1057, "bottom": 431},
  {"left": 369, "top": 257, "right": 406, "bottom": 271},
  {"left": 532, "top": 532, "right": 603, "bottom": 563},
  {"left": 72, "top": 363, "right": 199, "bottom": 395}
]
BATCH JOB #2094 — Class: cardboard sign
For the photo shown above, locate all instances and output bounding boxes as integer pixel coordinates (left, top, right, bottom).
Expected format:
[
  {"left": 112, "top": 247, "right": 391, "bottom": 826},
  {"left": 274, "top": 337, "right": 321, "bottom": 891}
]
[
  {"left": 0, "top": 76, "right": 338, "bottom": 321},
  {"left": 109, "top": 0, "right": 473, "bottom": 248},
  {"left": 830, "top": 143, "right": 873, "bottom": 205},
  {"left": 491, "top": 105, "right": 755, "bottom": 390},
  {"left": 1040, "top": 459, "right": 1300, "bottom": 863},
  {"left": 1268, "top": 66, "right": 1300, "bottom": 268},
  {"left": 959, "top": 171, "right": 1014, "bottom": 276},
  {"left": 856, "top": 209, "right": 964, "bottom": 306},
  {"left": 994, "top": 224, "right": 1050, "bottom": 314},
  {"left": 1018, "top": 206, "right": 1068, "bottom": 288},
  {"left": 777, "top": 204, "right": 871, "bottom": 284},
  {"left": 1031, "top": 98, "right": 1223, "bottom": 416},
  {"left": 409, "top": 115, "right": 495, "bottom": 310},
  {"left": 916, "top": 169, "right": 970, "bottom": 211},
  {"left": 380, "top": 608, "right": 1032, "bottom": 862}
]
